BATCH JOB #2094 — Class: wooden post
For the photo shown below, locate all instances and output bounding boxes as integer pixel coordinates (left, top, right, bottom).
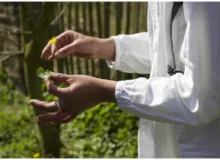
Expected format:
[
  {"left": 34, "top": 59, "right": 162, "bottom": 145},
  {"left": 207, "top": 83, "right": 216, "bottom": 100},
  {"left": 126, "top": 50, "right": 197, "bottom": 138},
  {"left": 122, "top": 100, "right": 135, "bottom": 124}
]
[{"left": 21, "top": 2, "right": 61, "bottom": 157}]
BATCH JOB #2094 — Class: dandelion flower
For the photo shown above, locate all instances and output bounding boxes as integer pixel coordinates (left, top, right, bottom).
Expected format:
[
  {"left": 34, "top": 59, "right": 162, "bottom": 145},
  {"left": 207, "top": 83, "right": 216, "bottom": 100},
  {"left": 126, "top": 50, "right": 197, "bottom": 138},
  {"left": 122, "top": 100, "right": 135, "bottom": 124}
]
[
  {"left": 33, "top": 153, "right": 40, "bottom": 158},
  {"left": 49, "top": 36, "right": 57, "bottom": 44},
  {"left": 68, "top": 150, "right": 72, "bottom": 155},
  {"left": 49, "top": 36, "right": 57, "bottom": 57}
]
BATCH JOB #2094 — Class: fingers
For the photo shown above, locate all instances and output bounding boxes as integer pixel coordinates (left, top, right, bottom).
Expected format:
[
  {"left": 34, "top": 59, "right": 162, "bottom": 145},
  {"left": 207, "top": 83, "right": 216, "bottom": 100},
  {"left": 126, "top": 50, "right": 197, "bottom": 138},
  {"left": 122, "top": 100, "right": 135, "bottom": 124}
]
[
  {"left": 49, "top": 73, "right": 70, "bottom": 85},
  {"left": 30, "top": 99, "right": 76, "bottom": 124},
  {"left": 41, "top": 43, "right": 51, "bottom": 60},
  {"left": 30, "top": 99, "right": 58, "bottom": 112},
  {"left": 43, "top": 73, "right": 71, "bottom": 97},
  {"left": 37, "top": 110, "right": 76, "bottom": 124},
  {"left": 41, "top": 31, "right": 73, "bottom": 60},
  {"left": 37, "top": 110, "right": 70, "bottom": 122},
  {"left": 44, "top": 79, "right": 68, "bottom": 97},
  {"left": 53, "top": 42, "right": 77, "bottom": 59},
  {"left": 52, "top": 114, "right": 76, "bottom": 124}
]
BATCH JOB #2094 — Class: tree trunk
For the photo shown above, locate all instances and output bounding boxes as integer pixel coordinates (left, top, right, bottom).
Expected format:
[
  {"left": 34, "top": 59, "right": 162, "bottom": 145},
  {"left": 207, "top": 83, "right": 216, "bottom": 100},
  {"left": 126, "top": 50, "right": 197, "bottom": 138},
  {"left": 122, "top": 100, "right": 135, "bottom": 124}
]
[{"left": 21, "top": 2, "right": 61, "bottom": 157}]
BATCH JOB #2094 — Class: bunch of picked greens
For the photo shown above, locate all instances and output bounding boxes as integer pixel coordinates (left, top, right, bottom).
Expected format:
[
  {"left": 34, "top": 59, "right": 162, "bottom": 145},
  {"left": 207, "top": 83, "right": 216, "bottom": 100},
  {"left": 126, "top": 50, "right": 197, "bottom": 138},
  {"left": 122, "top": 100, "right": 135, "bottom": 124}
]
[{"left": 36, "top": 67, "right": 53, "bottom": 79}]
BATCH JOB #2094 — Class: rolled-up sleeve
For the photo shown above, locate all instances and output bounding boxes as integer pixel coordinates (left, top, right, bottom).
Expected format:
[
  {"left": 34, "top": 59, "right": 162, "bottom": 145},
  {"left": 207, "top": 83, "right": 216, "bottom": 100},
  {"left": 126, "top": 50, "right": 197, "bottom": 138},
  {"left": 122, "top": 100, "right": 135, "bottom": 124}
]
[
  {"left": 106, "top": 32, "right": 151, "bottom": 74},
  {"left": 115, "top": 2, "right": 220, "bottom": 126}
]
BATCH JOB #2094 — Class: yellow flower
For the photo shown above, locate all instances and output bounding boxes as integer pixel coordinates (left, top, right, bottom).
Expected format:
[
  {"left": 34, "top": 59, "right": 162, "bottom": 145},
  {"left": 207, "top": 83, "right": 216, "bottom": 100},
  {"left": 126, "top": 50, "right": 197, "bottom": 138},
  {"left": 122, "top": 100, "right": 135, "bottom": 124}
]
[
  {"left": 49, "top": 36, "right": 57, "bottom": 44},
  {"left": 33, "top": 153, "right": 40, "bottom": 158},
  {"left": 68, "top": 150, "right": 72, "bottom": 155}
]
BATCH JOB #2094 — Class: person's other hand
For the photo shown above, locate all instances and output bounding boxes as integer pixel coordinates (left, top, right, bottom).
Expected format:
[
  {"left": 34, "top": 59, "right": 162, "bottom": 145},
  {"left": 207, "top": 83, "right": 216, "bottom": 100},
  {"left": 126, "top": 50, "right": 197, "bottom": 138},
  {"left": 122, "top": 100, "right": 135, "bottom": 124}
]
[
  {"left": 41, "top": 30, "right": 115, "bottom": 61},
  {"left": 30, "top": 73, "right": 116, "bottom": 124}
]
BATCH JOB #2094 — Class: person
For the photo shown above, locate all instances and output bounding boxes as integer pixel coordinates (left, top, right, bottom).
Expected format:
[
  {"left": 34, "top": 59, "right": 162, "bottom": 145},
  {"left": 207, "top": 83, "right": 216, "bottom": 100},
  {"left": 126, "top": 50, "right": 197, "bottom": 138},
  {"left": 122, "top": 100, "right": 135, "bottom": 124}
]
[{"left": 30, "top": 2, "right": 220, "bottom": 158}]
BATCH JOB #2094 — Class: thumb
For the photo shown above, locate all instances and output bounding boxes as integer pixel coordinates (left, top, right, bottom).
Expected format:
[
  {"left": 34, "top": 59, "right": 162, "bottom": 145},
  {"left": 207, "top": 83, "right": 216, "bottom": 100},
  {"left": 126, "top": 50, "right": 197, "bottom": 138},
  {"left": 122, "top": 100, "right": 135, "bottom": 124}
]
[
  {"left": 49, "top": 73, "right": 70, "bottom": 85},
  {"left": 45, "top": 77, "right": 69, "bottom": 97},
  {"left": 47, "top": 83, "right": 68, "bottom": 98}
]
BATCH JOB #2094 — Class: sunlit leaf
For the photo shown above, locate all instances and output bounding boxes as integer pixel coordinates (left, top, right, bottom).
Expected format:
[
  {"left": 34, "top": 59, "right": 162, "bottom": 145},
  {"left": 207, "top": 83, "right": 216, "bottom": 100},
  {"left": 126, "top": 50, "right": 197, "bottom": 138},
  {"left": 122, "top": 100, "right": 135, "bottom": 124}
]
[
  {"left": 36, "top": 67, "right": 44, "bottom": 75},
  {"left": 45, "top": 70, "right": 53, "bottom": 77},
  {"left": 36, "top": 67, "right": 53, "bottom": 79}
]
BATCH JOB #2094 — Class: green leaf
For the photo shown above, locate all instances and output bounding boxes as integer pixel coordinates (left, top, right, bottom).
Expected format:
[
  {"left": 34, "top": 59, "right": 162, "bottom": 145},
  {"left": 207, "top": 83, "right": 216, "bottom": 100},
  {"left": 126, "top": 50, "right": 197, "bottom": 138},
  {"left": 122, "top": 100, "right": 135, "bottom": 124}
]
[
  {"left": 36, "top": 67, "right": 44, "bottom": 75},
  {"left": 45, "top": 70, "right": 53, "bottom": 77},
  {"left": 36, "top": 67, "right": 53, "bottom": 79},
  {"left": 37, "top": 73, "right": 47, "bottom": 79}
]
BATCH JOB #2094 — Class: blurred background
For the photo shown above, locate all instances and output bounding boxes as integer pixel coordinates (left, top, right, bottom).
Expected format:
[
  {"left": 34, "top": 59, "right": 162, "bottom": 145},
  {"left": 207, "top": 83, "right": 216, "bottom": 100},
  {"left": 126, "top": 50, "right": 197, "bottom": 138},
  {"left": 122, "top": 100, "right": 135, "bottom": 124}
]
[{"left": 0, "top": 2, "right": 148, "bottom": 158}]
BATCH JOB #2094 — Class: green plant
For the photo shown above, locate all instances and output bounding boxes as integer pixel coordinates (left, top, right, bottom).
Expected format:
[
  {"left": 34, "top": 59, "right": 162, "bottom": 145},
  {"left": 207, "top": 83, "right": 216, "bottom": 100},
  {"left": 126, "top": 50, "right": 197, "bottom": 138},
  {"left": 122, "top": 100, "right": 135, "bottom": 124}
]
[
  {"left": 36, "top": 67, "right": 53, "bottom": 79},
  {"left": 0, "top": 68, "right": 26, "bottom": 106},
  {"left": 0, "top": 103, "right": 40, "bottom": 158},
  {"left": 0, "top": 67, "right": 138, "bottom": 158},
  {"left": 60, "top": 103, "right": 138, "bottom": 158}
]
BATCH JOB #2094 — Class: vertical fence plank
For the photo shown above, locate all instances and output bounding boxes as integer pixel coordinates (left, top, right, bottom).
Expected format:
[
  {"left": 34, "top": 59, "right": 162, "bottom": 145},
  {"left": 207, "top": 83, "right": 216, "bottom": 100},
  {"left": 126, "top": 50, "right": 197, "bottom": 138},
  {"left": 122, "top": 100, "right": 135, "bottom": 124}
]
[
  {"left": 96, "top": 2, "right": 102, "bottom": 38},
  {"left": 74, "top": 2, "right": 82, "bottom": 74},
  {"left": 57, "top": 3, "right": 65, "bottom": 74},
  {"left": 133, "top": 2, "right": 141, "bottom": 79},
  {"left": 125, "top": 2, "right": 133, "bottom": 80},
  {"left": 60, "top": 3, "right": 70, "bottom": 75},
  {"left": 88, "top": 2, "right": 95, "bottom": 77},
  {"left": 125, "top": 2, "right": 131, "bottom": 34},
  {"left": 82, "top": 2, "right": 89, "bottom": 75},
  {"left": 96, "top": 2, "right": 104, "bottom": 78},
  {"left": 115, "top": 2, "right": 123, "bottom": 81},
  {"left": 134, "top": 2, "right": 140, "bottom": 33},
  {"left": 140, "top": 2, "right": 147, "bottom": 31},
  {"left": 68, "top": 2, "right": 74, "bottom": 75},
  {"left": 103, "top": 2, "right": 110, "bottom": 79}
]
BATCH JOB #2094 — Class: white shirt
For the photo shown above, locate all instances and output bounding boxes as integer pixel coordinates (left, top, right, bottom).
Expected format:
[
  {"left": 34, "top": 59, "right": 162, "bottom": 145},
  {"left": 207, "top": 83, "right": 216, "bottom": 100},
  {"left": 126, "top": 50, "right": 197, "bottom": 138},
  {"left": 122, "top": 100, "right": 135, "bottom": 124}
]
[{"left": 107, "top": 2, "right": 220, "bottom": 158}]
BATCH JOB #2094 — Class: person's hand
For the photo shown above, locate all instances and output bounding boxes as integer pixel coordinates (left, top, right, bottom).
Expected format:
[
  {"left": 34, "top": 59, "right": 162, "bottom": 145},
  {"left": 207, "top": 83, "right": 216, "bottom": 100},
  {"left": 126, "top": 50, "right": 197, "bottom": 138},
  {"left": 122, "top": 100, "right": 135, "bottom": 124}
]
[
  {"left": 42, "top": 30, "right": 115, "bottom": 61},
  {"left": 30, "top": 73, "right": 116, "bottom": 124}
]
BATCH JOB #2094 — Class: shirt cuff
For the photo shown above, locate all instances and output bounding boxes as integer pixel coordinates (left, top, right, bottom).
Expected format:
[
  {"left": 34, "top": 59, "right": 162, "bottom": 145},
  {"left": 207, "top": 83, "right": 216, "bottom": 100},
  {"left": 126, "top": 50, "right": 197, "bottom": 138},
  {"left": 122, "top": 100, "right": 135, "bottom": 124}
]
[
  {"left": 115, "top": 79, "right": 143, "bottom": 110},
  {"left": 106, "top": 36, "right": 123, "bottom": 70},
  {"left": 115, "top": 78, "right": 151, "bottom": 118}
]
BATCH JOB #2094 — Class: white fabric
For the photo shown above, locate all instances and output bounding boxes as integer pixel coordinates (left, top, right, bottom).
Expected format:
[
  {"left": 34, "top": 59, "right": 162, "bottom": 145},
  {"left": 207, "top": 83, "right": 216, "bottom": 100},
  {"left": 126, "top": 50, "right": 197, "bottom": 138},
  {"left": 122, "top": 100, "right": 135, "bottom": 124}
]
[{"left": 107, "top": 2, "right": 220, "bottom": 158}]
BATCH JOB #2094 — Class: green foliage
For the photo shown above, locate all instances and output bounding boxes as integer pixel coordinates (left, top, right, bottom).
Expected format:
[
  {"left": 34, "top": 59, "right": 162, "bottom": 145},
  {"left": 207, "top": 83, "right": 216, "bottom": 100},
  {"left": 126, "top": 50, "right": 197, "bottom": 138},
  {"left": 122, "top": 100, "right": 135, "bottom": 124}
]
[
  {"left": 0, "top": 68, "right": 26, "bottom": 106},
  {"left": 36, "top": 67, "right": 53, "bottom": 79},
  {"left": 0, "top": 105, "right": 40, "bottom": 158},
  {"left": 60, "top": 103, "right": 138, "bottom": 158},
  {"left": 0, "top": 69, "right": 139, "bottom": 158},
  {"left": 0, "top": 67, "right": 40, "bottom": 158}
]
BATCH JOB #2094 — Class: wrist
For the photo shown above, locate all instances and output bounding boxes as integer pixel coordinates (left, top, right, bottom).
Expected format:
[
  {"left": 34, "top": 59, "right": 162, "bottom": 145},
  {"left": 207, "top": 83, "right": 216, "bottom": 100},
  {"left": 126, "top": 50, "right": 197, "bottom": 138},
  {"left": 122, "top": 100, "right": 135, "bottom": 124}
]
[
  {"left": 94, "top": 78, "right": 117, "bottom": 103},
  {"left": 96, "top": 38, "right": 116, "bottom": 61}
]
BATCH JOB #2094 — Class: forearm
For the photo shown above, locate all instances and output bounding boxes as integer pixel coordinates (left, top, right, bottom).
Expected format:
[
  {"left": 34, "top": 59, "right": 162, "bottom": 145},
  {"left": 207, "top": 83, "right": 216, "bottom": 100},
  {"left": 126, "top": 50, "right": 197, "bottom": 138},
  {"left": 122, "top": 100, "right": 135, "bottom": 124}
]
[
  {"left": 94, "top": 77, "right": 117, "bottom": 103},
  {"left": 96, "top": 38, "right": 116, "bottom": 61}
]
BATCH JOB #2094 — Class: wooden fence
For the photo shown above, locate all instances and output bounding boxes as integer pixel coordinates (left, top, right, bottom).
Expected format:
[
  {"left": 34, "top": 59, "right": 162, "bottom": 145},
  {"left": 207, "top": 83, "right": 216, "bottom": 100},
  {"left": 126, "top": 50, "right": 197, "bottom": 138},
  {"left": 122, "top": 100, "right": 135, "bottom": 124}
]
[
  {"left": 51, "top": 2, "right": 148, "bottom": 81},
  {"left": 1, "top": 2, "right": 148, "bottom": 82}
]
